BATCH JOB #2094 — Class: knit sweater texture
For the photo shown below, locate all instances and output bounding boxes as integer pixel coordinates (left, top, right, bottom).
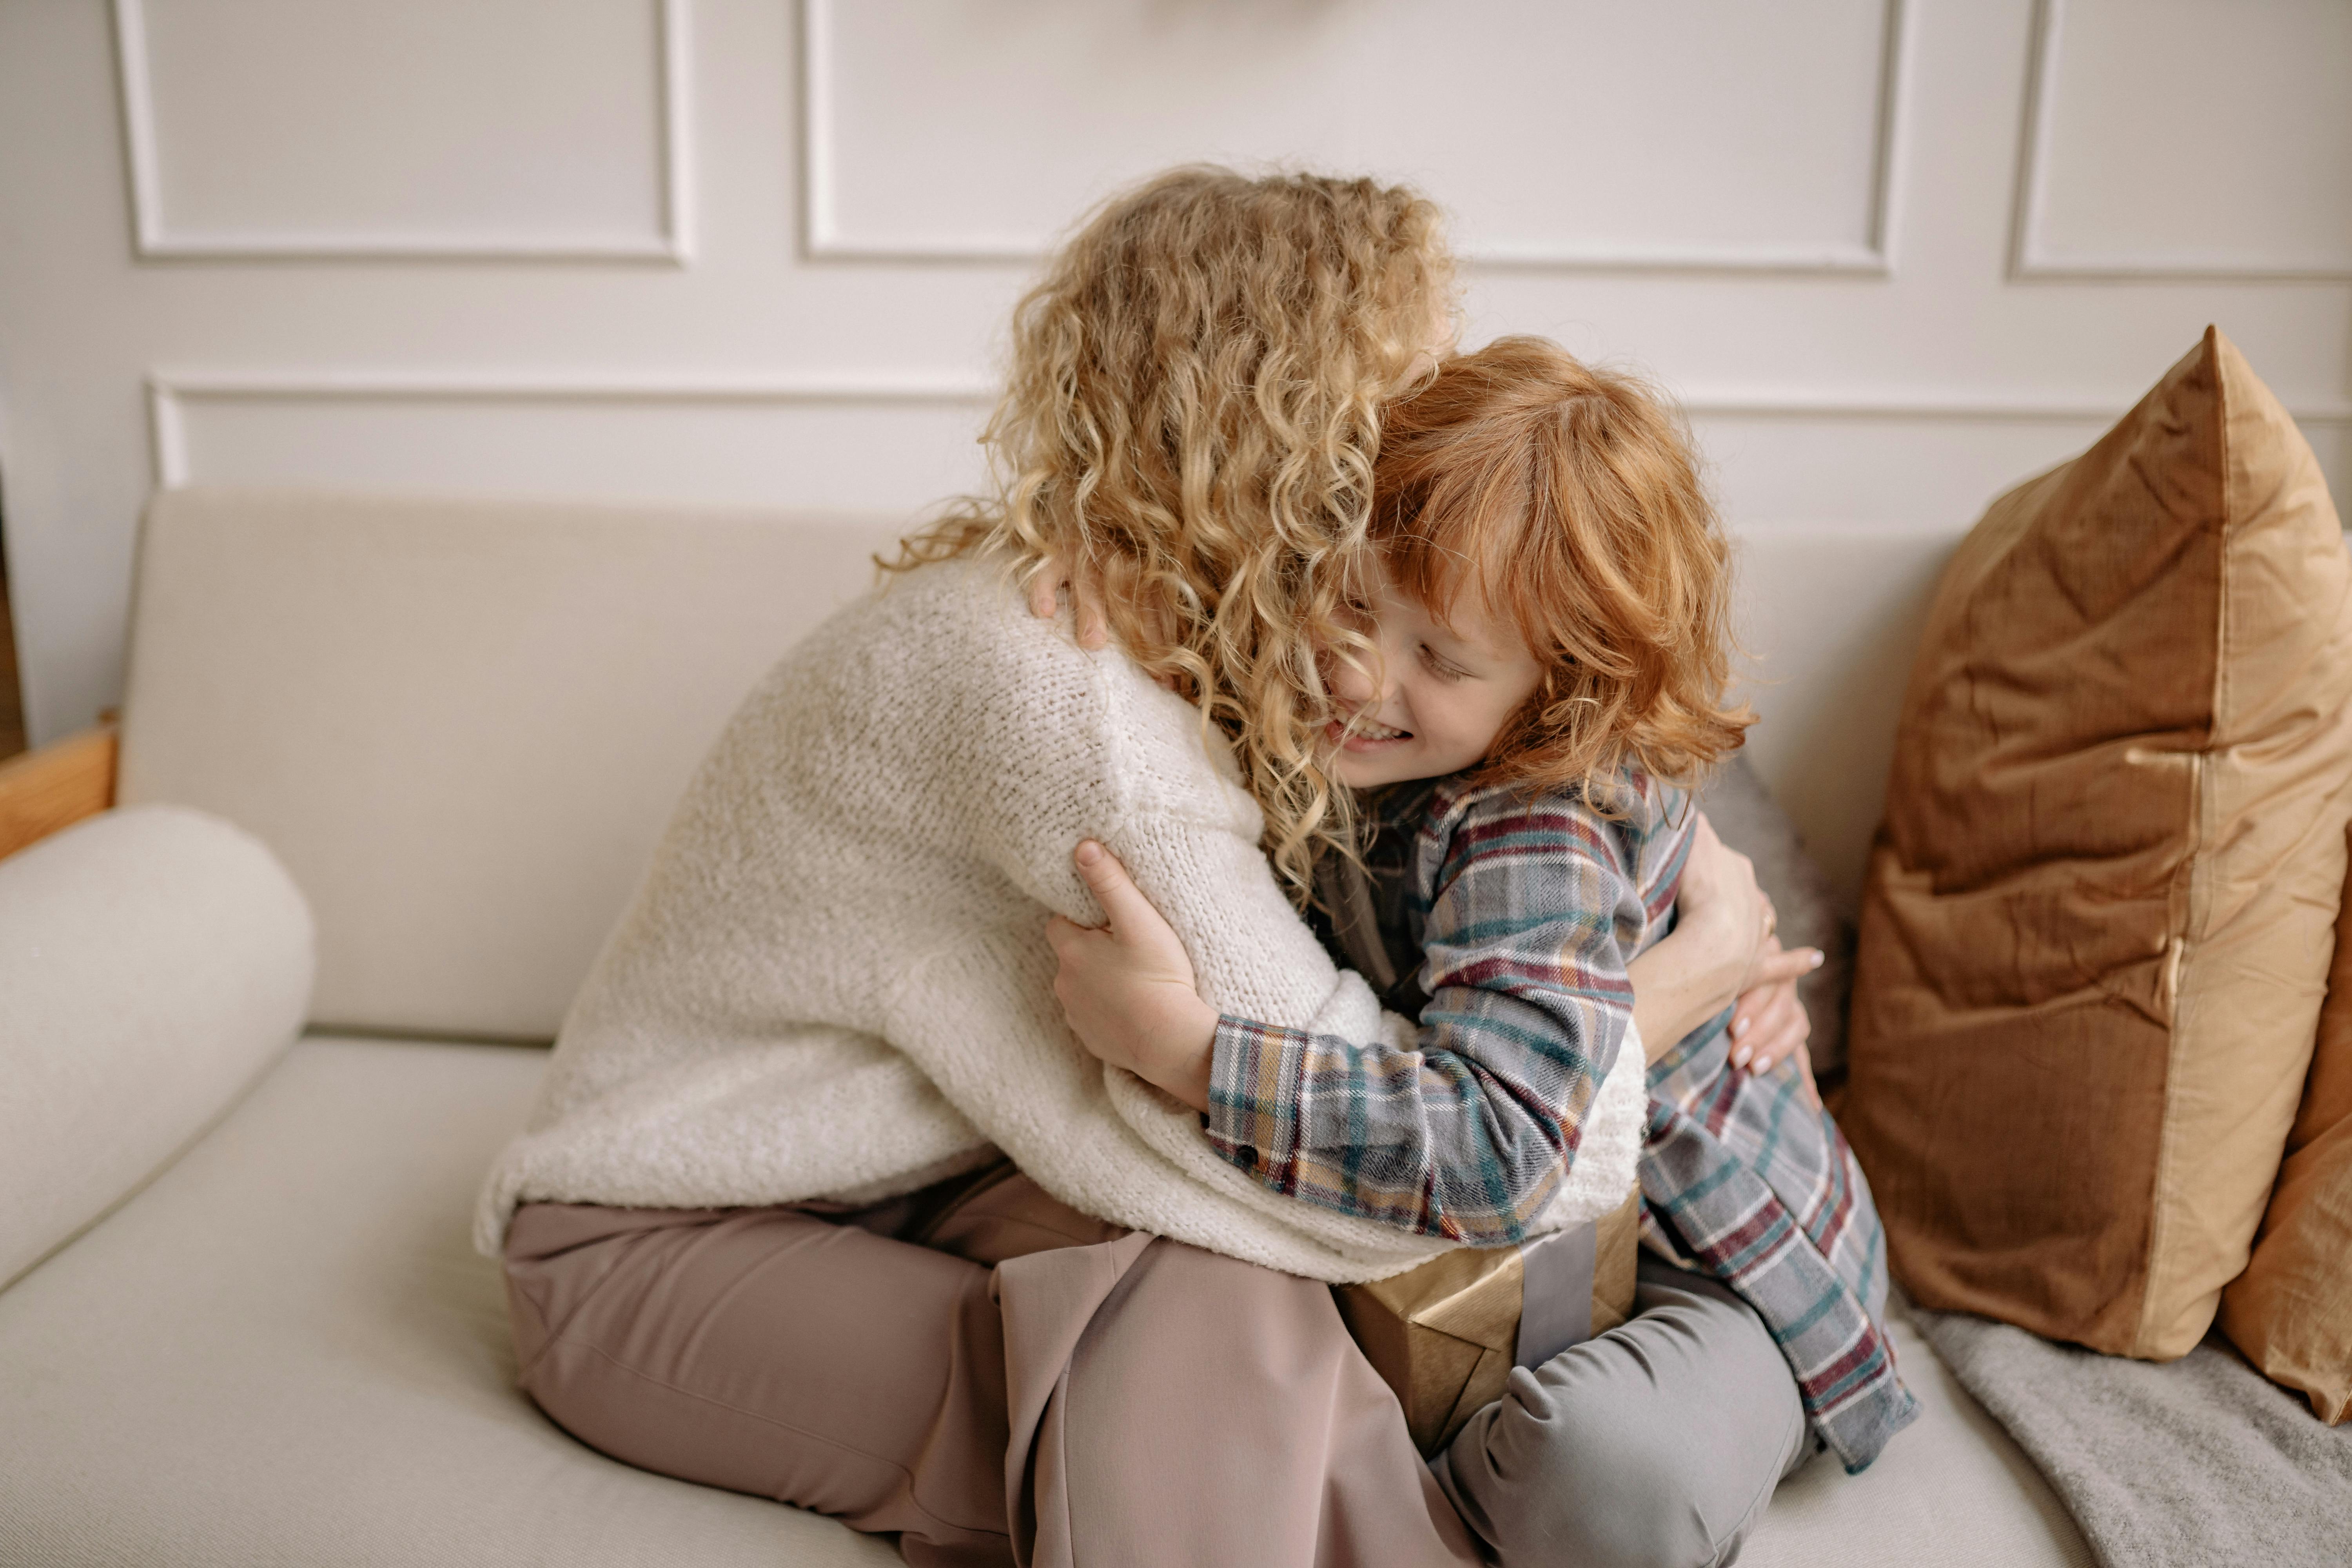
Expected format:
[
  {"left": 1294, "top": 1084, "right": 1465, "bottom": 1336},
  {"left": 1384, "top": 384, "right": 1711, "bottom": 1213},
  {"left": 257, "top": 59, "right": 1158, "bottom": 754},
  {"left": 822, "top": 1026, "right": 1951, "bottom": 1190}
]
[{"left": 474, "top": 559, "right": 1645, "bottom": 1281}]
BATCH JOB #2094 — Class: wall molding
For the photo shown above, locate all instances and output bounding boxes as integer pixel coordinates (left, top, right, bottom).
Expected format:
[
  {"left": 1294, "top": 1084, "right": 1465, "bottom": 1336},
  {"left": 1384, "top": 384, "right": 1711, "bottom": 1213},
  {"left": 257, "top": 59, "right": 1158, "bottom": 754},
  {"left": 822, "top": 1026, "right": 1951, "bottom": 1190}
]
[
  {"left": 798, "top": 0, "right": 1911, "bottom": 276},
  {"left": 146, "top": 365, "right": 2351, "bottom": 489},
  {"left": 111, "top": 0, "right": 696, "bottom": 264},
  {"left": 2009, "top": 0, "right": 2352, "bottom": 282},
  {"left": 143, "top": 368, "right": 996, "bottom": 486}
]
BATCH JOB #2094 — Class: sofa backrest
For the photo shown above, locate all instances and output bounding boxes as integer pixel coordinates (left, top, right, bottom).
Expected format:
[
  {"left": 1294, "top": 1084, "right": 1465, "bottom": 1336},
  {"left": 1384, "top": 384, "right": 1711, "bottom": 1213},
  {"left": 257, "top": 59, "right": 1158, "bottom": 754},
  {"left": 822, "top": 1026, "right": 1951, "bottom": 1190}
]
[
  {"left": 1728, "top": 526, "right": 1962, "bottom": 899},
  {"left": 120, "top": 487, "right": 1960, "bottom": 1041},
  {"left": 120, "top": 489, "right": 907, "bottom": 1039}
]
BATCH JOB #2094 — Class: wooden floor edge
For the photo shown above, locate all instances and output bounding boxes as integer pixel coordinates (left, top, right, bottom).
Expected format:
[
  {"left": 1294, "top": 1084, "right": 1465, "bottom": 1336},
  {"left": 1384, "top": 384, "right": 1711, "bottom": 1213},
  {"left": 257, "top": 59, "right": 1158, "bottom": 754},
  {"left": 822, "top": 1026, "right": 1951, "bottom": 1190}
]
[{"left": 0, "top": 726, "right": 118, "bottom": 862}]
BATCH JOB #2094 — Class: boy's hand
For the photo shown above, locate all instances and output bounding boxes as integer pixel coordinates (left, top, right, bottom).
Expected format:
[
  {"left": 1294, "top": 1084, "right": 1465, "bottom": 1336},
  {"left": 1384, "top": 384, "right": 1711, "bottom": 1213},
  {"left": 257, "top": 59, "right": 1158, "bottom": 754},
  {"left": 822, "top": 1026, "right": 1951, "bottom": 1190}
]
[
  {"left": 1045, "top": 841, "right": 1218, "bottom": 1111},
  {"left": 1025, "top": 562, "right": 1111, "bottom": 649}
]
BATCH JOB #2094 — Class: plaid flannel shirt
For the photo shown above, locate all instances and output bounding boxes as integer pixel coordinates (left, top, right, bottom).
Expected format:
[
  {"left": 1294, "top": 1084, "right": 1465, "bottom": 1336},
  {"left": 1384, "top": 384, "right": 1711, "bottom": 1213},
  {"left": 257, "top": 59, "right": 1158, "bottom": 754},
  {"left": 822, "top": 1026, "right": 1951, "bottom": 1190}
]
[
  {"left": 1205, "top": 771, "right": 1681, "bottom": 1244},
  {"left": 1203, "top": 766, "right": 1918, "bottom": 1472}
]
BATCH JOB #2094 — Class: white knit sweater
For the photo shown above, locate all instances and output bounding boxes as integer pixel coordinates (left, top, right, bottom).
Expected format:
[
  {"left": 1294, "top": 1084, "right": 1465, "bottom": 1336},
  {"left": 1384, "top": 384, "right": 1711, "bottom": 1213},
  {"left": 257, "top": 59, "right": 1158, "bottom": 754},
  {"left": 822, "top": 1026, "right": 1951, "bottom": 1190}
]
[{"left": 474, "top": 559, "right": 1645, "bottom": 1282}]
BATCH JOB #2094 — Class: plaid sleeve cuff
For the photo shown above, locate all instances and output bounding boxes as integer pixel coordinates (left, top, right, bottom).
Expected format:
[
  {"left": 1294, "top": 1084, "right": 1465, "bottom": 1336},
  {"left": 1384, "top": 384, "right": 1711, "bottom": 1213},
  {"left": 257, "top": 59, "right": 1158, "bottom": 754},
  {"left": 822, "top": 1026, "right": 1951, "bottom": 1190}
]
[{"left": 1202, "top": 1013, "right": 1313, "bottom": 1185}]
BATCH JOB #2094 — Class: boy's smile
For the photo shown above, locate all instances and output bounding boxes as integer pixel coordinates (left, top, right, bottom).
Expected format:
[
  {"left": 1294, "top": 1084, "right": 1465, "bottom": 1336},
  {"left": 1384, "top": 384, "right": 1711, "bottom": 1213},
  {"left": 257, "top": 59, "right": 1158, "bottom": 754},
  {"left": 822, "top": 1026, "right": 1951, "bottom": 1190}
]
[
  {"left": 1324, "top": 557, "right": 1544, "bottom": 790},
  {"left": 1335, "top": 714, "right": 1411, "bottom": 744}
]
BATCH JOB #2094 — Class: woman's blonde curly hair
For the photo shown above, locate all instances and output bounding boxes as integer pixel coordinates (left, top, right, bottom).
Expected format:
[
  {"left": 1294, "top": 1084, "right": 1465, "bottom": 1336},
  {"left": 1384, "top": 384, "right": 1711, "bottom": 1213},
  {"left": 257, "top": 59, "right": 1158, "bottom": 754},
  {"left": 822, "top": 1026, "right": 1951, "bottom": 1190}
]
[{"left": 886, "top": 165, "right": 1452, "bottom": 899}]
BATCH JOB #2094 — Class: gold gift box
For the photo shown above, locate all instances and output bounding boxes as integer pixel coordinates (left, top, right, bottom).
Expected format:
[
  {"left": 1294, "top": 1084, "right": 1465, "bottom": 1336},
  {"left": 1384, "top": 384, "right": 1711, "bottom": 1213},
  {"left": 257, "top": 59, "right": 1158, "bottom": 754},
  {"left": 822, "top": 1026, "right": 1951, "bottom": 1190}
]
[{"left": 1335, "top": 1187, "right": 1643, "bottom": 1455}]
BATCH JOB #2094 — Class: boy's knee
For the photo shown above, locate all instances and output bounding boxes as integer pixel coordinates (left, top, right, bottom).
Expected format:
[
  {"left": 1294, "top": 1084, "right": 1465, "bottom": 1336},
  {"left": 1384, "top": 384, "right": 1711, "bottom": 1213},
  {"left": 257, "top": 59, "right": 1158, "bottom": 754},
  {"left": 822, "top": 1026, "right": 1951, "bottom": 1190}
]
[
  {"left": 1443, "top": 1295, "right": 1805, "bottom": 1568},
  {"left": 1454, "top": 1394, "right": 1715, "bottom": 1568}
]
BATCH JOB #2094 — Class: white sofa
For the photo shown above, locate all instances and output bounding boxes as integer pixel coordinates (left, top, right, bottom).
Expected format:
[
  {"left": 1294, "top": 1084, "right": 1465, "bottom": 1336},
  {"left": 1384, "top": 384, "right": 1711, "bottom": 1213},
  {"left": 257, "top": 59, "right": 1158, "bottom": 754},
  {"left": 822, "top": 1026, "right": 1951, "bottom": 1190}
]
[{"left": 0, "top": 488, "right": 2093, "bottom": 1566}]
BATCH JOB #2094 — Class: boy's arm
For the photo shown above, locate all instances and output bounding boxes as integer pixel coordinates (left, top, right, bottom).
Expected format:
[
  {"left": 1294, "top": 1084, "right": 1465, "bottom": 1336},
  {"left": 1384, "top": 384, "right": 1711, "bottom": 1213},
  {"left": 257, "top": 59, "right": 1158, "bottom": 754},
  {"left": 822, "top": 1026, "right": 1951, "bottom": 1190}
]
[
  {"left": 1201, "top": 789, "right": 1659, "bottom": 1246},
  {"left": 1045, "top": 804, "right": 1631, "bottom": 1246}
]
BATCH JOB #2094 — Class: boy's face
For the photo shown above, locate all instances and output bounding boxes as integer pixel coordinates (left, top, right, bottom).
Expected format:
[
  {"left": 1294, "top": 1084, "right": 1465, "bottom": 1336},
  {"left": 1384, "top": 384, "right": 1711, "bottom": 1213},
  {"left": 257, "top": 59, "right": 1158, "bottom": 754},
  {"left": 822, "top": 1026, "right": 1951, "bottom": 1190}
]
[{"left": 1324, "top": 556, "right": 1543, "bottom": 790}]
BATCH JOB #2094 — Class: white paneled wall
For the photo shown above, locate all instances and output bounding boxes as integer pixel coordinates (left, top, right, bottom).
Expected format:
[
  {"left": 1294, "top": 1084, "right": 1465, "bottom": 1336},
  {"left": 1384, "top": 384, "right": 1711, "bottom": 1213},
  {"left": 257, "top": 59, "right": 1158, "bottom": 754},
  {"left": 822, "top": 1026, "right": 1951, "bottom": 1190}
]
[
  {"left": 0, "top": 0, "right": 2347, "bottom": 747},
  {"left": 807, "top": 0, "right": 1900, "bottom": 269},
  {"left": 2018, "top": 0, "right": 2352, "bottom": 278},
  {"left": 120, "top": 0, "right": 688, "bottom": 260}
]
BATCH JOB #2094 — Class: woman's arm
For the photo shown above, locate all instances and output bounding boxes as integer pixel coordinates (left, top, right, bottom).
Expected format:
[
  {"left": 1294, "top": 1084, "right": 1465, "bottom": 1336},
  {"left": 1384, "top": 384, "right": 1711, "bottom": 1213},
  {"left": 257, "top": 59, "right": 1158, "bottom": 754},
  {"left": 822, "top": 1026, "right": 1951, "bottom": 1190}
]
[{"left": 1627, "top": 814, "right": 1758, "bottom": 1060}]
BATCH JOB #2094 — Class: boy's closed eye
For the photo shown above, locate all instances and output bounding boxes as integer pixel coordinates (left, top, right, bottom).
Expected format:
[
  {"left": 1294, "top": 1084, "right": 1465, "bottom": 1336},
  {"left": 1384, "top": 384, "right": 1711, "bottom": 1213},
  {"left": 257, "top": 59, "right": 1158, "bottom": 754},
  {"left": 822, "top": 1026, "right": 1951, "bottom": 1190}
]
[{"left": 1417, "top": 643, "right": 1470, "bottom": 682}]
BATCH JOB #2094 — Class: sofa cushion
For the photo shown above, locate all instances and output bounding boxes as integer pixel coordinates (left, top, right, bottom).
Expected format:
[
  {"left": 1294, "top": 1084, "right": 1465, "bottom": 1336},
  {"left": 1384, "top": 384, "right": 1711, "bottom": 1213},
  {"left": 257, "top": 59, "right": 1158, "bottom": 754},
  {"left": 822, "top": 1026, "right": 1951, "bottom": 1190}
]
[
  {"left": 0, "top": 1036, "right": 895, "bottom": 1568},
  {"left": 2221, "top": 820, "right": 2352, "bottom": 1423},
  {"left": 0, "top": 1034, "right": 2087, "bottom": 1566},
  {"left": 0, "top": 805, "right": 311, "bottom": 1291},
  {"left": 1844, "top": 327, "right": 2352, "bottom": 1360}
]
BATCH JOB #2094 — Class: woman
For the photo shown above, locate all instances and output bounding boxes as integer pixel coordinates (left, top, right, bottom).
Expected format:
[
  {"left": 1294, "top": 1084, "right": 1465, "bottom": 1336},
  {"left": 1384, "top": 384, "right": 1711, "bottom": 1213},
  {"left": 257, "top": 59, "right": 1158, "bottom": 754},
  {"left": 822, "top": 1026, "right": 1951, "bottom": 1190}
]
[{"left": 482, "top": 167, "right": 1819, "bottom": 1566}]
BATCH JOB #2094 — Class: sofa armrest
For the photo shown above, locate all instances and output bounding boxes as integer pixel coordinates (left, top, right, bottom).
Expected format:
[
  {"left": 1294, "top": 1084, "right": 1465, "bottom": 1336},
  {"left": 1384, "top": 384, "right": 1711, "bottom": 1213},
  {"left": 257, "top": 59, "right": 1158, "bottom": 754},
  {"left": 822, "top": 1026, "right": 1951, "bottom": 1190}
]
[
  {"left": 0, "top": 726, "right": 117, "bottom": 862},
  {"left": 0, "top": 805, "right": 313, "bottom": 1292}
]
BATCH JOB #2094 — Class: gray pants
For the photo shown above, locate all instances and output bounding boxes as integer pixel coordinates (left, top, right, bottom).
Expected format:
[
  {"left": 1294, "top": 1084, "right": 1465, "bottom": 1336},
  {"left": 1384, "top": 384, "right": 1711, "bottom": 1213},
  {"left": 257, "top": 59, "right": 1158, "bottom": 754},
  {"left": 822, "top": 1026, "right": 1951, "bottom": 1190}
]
[{"left": 1437, "top": 1257, "right": 1815, "bottom": 1568}]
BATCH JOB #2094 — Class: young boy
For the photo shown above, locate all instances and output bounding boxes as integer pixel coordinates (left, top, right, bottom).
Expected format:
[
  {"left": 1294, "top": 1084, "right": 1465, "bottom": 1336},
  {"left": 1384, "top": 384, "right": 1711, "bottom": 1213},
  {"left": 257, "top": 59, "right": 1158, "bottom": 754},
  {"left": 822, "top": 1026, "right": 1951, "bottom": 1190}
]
[{"left": 1047, "top": 338, "right": 1917, "bottom": 1492}]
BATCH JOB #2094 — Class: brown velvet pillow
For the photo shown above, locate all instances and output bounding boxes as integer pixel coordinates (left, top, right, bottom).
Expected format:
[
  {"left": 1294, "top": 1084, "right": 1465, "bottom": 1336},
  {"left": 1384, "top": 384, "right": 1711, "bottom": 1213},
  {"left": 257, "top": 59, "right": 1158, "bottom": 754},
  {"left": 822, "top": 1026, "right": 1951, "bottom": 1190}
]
[
  {"left": 1844, "top": 327, "right": 2352, "bottom": 1361},
  {"left": 2221, "top": 822, "right": 2352, "bottom": 1421}
]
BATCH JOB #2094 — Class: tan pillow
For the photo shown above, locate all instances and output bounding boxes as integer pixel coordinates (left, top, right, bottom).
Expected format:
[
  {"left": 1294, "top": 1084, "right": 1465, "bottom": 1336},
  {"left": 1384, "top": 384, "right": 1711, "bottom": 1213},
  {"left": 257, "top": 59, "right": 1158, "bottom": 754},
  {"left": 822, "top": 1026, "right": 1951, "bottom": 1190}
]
[
  {"left": 1844, "top": 326, "right": 2352, "bottom": 1361},
  {"left": 2221, "top": 827, "right": 2352, "bottom": 1421}
]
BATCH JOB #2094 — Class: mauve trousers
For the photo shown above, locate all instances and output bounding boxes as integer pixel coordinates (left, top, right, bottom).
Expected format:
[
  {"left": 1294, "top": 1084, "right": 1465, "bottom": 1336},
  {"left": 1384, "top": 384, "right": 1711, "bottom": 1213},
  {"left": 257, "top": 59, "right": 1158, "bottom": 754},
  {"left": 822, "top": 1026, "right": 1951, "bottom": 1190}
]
[
  {"left": 502, "top": 1163, "right": 1808, "bottom": 1568},
  {"left": 502, "top": 1163, "right": 1483, "bottom": 1567}
]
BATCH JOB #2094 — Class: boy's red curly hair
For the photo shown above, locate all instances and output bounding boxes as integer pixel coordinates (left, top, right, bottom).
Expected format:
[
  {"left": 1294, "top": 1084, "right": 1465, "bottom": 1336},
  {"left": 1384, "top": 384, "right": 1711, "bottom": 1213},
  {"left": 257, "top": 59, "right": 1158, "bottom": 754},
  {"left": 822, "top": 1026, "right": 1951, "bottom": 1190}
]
[{"left": 1367, "top": 335, "right": 1751, "bottom": 800}]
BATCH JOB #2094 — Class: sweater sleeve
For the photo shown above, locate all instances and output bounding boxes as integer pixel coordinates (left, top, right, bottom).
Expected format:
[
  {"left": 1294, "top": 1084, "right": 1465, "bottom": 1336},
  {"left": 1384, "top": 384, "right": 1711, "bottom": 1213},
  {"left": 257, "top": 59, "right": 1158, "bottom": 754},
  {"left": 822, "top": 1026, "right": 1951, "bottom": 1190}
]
[
  {"left": 966, "top": 597, "right": 1408, "bottom": 1053},
  {"left": 1200, "top": 788, "right": 1666, "bottom": 1245},
  {"left": 1100, "top": 789, "right": 1406, "bottom": 1060}
]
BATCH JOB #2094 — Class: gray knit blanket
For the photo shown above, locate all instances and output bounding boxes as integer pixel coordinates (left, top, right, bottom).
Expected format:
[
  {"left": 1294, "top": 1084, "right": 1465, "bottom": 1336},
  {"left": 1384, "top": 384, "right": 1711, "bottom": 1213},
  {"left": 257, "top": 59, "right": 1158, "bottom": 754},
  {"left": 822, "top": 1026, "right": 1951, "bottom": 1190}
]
[{"left": 1911, "top": 1307, "right": 2352, "bottom": 1568}]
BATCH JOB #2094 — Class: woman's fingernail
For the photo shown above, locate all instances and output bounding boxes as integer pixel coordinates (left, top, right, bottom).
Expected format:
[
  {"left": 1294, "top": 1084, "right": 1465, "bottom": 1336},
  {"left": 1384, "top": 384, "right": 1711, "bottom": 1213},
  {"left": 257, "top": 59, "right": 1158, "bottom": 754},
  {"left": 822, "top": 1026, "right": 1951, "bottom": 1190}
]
[
  {"left": 1732, "top": 1047, "right": 1751, "bottom": 1068},
  {"left": 1733, "top": 1017, "right": 1749, "bottom": 1037},
  {"left": 1076, "top": 840, "right": 1102, "bottom": 865},
  {"left": 1809, "top": 951, "right": 1826, "bottom": 970}
]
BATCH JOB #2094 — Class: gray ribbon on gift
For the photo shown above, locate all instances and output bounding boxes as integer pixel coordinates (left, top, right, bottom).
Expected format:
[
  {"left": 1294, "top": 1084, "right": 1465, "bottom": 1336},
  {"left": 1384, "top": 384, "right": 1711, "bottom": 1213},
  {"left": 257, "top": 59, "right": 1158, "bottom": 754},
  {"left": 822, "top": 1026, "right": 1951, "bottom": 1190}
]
[{"left": 1517, "top": 1218, "right": 1598, "bottom": 1367}]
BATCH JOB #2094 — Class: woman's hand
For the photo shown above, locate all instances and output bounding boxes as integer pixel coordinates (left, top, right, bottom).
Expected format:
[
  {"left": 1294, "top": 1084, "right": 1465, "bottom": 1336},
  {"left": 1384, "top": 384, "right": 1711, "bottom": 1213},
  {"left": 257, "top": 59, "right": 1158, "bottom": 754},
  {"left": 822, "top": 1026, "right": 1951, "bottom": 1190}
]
[
  {"left": 1044, "top": 841, "right": 1218, "bottom": 1111},
  {"left": 1728, "top": 933, "right": 1817, "bottom": 1093}
]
